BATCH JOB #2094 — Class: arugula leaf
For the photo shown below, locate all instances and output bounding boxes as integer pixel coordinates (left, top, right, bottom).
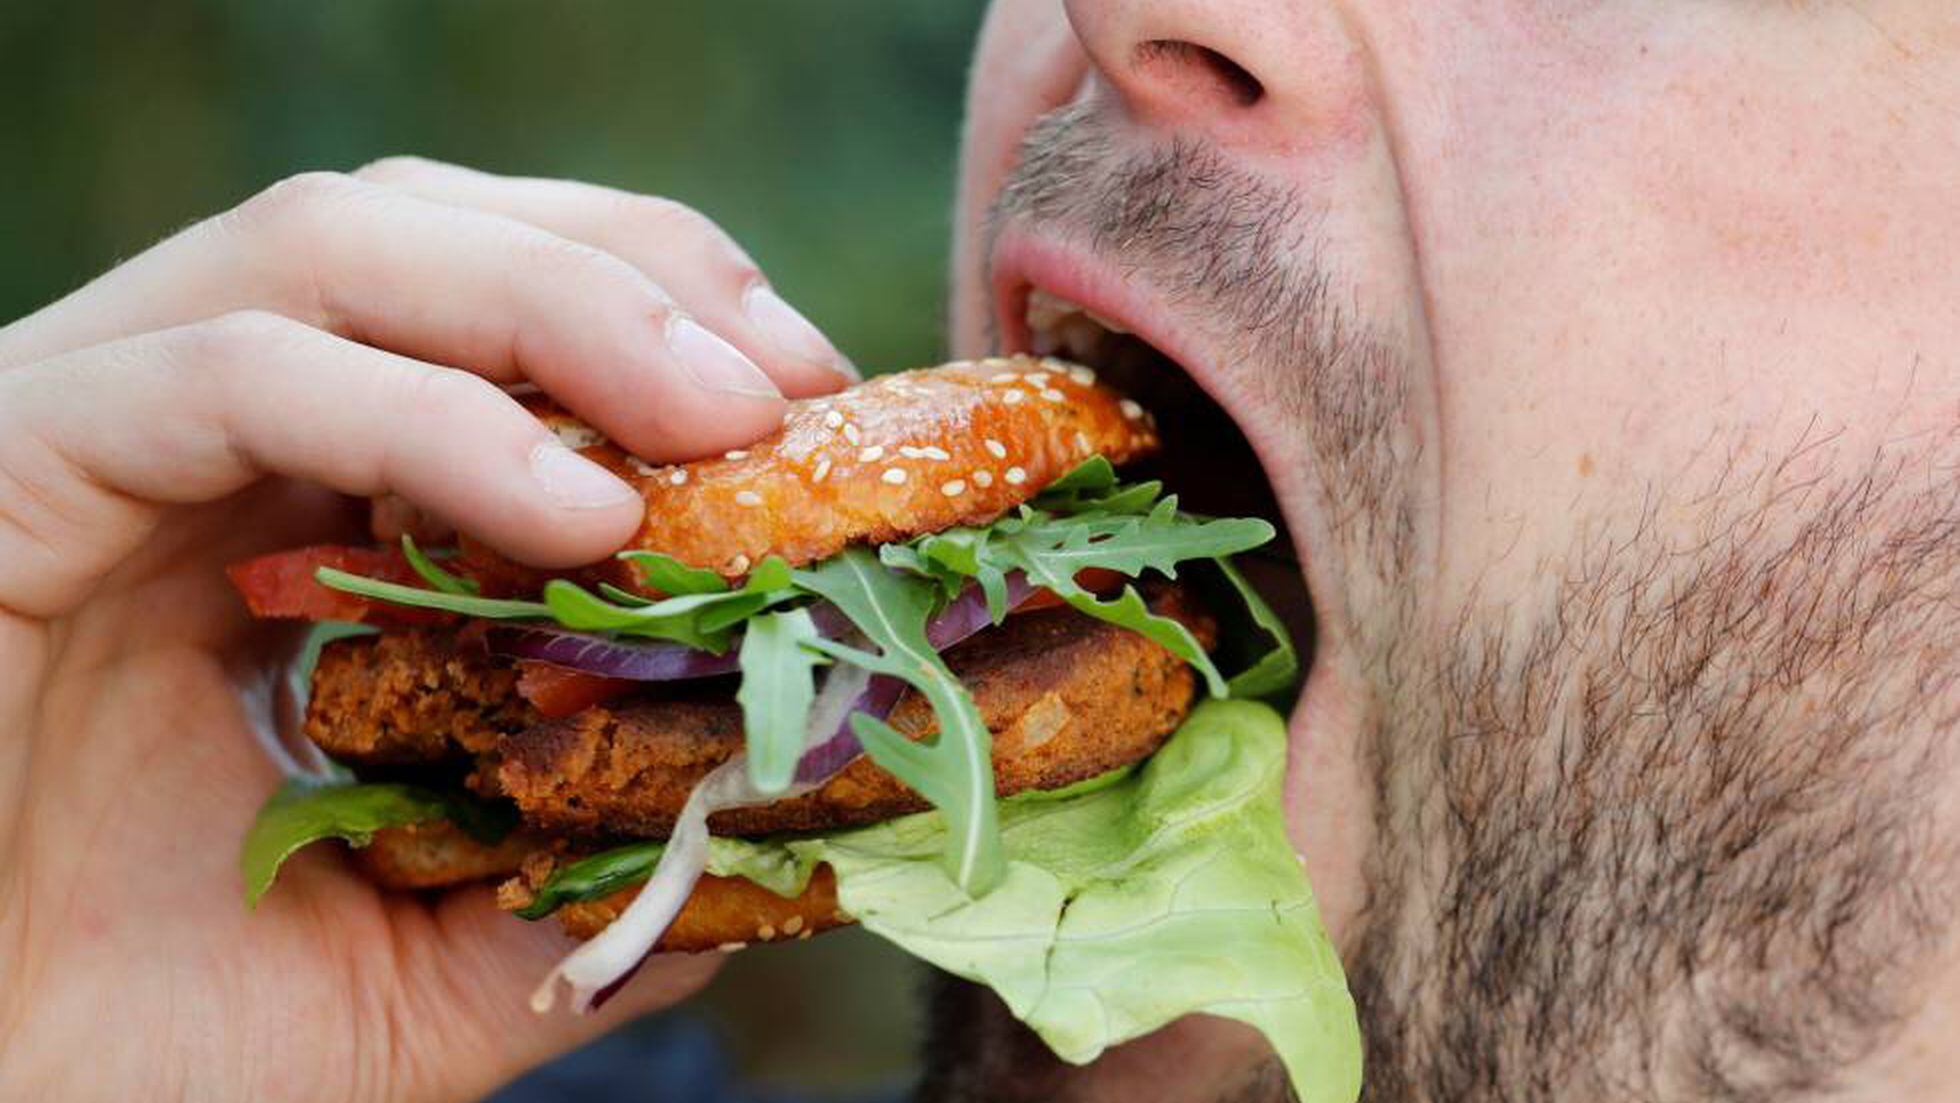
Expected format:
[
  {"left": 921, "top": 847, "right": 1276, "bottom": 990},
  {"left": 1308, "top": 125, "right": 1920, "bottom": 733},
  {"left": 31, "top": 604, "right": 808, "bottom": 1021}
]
[
  {"left": 241, "top": 781, "right": 451, "bottom": 905},
  {"left": 1032, "top": 455, "right": 1119, "bottom": 504},
  {"left": 1216, "top": 556, "right": 1300, "bottom": 698},
  {"left": 794, "top": 548, "right": 1004, "bottom": 895},
  {"left": 315, "top": 567, "right": 552, "bottom": 619},
  {"left": 616, "top": 551, "right": 730, "bottom": 595},
  {"left": 540, "top": 558, "right": 797, "bottom": 651},
  {"left": 736, "top": 607, "right": 827, "bottom": 792},
  {"left": 399, "top": 535, "right": 480, "bottom": 596}
]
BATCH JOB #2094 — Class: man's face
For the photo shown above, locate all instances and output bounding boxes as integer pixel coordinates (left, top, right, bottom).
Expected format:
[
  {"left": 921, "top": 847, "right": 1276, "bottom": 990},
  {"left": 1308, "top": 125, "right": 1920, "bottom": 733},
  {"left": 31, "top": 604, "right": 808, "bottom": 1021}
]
[{"left": 934, "top": 1, "right": 1960, "bottom": 1099}]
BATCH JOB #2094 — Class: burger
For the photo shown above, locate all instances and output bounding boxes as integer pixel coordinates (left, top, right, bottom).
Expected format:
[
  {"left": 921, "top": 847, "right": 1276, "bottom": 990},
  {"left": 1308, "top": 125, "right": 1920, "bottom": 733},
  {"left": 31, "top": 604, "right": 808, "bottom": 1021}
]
[{"left": 230, "top": 355, "right": 1361, "bottom": 1101}]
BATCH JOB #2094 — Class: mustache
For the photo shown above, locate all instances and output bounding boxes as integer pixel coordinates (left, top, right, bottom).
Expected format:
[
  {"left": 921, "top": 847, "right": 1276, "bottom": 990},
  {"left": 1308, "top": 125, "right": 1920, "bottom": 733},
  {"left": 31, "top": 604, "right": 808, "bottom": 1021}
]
[
  {"left": 984, "top": 99, "right": 1420, "bottom": 589},
  {"left": 984, "top": 99, "right": 1326, "bottom": 357}
]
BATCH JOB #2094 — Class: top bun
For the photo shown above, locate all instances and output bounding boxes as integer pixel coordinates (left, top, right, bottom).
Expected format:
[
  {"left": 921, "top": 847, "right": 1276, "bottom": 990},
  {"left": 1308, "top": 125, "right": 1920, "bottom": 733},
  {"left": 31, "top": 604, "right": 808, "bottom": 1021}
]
[{"left": 533, "top": 356, "right": 1159, "bottom": 582}]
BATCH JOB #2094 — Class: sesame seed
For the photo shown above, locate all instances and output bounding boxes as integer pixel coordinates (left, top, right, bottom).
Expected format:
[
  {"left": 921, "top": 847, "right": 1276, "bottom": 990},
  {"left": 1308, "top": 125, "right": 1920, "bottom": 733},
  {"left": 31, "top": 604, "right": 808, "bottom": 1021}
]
[
  {"left": 812, "top": 458, "right": 832, "bottom": 482},
  {"left": 1001, "top": 389, "right": 1026, "bottom": 405},
  {"left": 858, "top": 445, "right": 885, "bottom": 462},
  {"left": 989, "top": 372, "right": 1020, "bottom": 384},
  {"left": 723, "top": 449, "right": 749, "bottom": 461},
  {"left": 842, "top": 423, "right": 862, "bottom": 445},
  {"left": 1040, "top": 387, "right": 1066, "bottom": 402},
  {"left": 1075, "top": 431, "right": 1091, "bottom": 452},
  {"left": 941, "top": 479, "right": 967, "bottom": 497},
  {"left": 625, "top": 457, "right": 657, "bottom": 476},
  {"left": 668, "top": 469, "right": 690, "bottom": 486},
  {"left": 728, "top": 553, "right": 751, "bottom": 573},
  {"left": 718, "top": 941, "right": 748, "bottom": 954},
  {"left": 550, "top": 423, "right": 603, "bottom": 450},
  {"left": 1005, "top": 466, "right": 1028, "bottom": 485},
  {"left": 823, "top": 410, "right": 845, "bottom": 429},
  {"left": 984, "top": 438, "right": 1008, "bottom": 459},
  {"left": 757, "top": 924, "right": 777, "bottom": 942},
  {"left": 1120, "top": 399, "right": 1145, "bottom": 421},
  {"left": 736, "top": 490, "right": 763, "bottom": 507},
  {"left": 1024, "top": 371, "right": 1051, "bottom": 387},
  {"left": 920, "top": 445, "right": 951, "bottom": 461},
  {"left": 972, "top": 469, "right": 994, "bottom": 488},
  {"left": 882, "top": 467, "right": 908, "bottom": 485},
  {"left": 1068, "top": 365, "right": 1096, "bottom": 385},
  {"left": 782, "top": 915, "right": 805, "bottom": 935},
  {"left": 899, "top": 445, "right": 929, "bottom": 459},
  {"left": 797, "top": 929, "right": 814, "bottom": 941}
]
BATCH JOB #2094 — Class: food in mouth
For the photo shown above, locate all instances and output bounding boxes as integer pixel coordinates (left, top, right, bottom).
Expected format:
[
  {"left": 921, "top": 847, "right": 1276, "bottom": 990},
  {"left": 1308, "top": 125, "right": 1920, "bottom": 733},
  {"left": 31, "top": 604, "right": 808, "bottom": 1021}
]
[{"left": 230, "top": 356, "right": 1361, "bottom": 1102}]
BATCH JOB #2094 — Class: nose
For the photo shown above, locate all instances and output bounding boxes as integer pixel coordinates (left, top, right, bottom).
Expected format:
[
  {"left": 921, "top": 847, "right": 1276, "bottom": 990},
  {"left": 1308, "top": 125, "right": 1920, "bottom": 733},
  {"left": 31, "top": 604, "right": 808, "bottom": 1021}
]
[{"left": 1062, "top": 0, "right": 1366, "bottom": 154}]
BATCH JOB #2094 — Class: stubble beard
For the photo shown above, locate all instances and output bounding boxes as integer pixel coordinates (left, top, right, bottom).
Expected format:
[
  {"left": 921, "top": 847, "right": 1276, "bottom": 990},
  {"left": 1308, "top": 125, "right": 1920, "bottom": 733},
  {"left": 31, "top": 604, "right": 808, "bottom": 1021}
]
[{"left": 922, "top": 100, "right": 1960, "bottom": 1103}]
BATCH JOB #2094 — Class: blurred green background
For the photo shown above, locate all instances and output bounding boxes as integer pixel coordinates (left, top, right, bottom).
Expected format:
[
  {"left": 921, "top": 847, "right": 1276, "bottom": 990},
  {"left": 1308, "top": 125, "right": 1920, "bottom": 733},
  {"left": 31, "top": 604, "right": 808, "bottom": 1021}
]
[
  {"left": 0, "top": 2, "right": 989, "bottom": 1098},
  {"left": 0, "top": 0, "right": 985, "bottom": 373}
]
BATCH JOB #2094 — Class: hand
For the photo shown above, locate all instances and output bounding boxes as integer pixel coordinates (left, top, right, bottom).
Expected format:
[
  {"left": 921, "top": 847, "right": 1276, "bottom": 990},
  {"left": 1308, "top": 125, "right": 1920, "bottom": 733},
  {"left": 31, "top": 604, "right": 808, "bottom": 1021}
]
[{"left": 0, "top": 158, "right": 851, "bottom": 1102}]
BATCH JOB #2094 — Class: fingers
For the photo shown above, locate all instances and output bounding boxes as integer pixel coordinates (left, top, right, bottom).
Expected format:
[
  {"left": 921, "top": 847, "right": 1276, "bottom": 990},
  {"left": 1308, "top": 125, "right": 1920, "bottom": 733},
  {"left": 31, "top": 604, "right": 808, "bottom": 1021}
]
[
  {"left": 0, "top": 171, "right": 787, "bottom": 461},
  {"left": 0, "top": 312, "right": 644, "bottom": 619},
  {"left": 402, "top": 887, "right": 720, "bottom": 1103},
  {"left": 354, "top": 156, "right": 855, "bottom": 398}
]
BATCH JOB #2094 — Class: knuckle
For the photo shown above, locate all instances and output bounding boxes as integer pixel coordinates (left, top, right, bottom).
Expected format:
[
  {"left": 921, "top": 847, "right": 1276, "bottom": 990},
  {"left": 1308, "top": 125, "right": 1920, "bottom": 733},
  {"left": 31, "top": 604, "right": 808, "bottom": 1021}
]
[
  {"left": 173, "top": 310, "right": 308, "bottom": 383},
  {"left": 614, "top": 195, "right": 757, "bottom": 274},
  {"left": 228, "top": 171, "right": 369, "bottom": 243},
  {"left": 397, "top": 362, "right": 498, "bottom": 417},
  {"left": 351, "top": 154, "right": 444, "bottom": 185},
  {"left": 509, "top": 226, "right": 650, "bottom": 297}
]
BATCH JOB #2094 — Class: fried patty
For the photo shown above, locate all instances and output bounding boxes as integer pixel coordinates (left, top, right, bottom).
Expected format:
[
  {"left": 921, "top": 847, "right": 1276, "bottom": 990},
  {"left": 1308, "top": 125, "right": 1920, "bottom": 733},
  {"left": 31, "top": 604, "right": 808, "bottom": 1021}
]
[
  {"left": 309, "top": 584, "right": 1210, "bottom": 829},
  {"left": 305, "top": 628, "right": 536, "bottom": 763},
  {"left": 497, "top": 585, "right": 1211, "bottom": 836},
  {"left": 461, "top": 357, "right": 1158, "bottom": 591}
]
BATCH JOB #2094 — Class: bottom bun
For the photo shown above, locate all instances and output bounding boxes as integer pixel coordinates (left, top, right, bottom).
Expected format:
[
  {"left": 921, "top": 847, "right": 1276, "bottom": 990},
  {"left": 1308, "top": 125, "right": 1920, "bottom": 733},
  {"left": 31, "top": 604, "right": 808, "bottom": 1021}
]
[{"left": 357, "top": 821, "right": 852, "bottom": 953}]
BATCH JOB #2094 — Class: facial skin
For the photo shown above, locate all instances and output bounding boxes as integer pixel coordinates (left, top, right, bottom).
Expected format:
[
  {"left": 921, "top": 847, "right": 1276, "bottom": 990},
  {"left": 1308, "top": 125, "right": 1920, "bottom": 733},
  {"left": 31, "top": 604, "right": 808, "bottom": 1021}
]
[{"left": 934, "top": 2, "right": 1960, "bottom": 1100}]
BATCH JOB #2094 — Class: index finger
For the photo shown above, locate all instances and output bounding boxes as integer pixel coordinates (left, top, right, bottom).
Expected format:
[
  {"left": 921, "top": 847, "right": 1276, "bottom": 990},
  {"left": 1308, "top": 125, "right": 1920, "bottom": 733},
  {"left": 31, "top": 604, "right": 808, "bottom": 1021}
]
[{"left": 0, "top": 312, "right": 643, "bottom": 619}]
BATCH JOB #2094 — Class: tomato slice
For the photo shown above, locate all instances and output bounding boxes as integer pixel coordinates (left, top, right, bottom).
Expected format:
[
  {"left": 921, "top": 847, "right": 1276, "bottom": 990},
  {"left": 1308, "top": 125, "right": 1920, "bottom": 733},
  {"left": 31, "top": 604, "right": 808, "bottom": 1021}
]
[
  {"left": 517, "top": 662, "right": 638, "bottom": 719},
  {"left": 226, "top": 546, "right": 451, "bottom": 626},
  {"left": 1012, "top": 566, "right": 1126, "bottom": 613}
]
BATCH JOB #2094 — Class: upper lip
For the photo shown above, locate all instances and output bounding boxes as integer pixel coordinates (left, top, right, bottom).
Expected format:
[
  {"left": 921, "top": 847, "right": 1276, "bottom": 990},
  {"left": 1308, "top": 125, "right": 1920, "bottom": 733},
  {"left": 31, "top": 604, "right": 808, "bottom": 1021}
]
[{"left": 987, "top": 224, "right": 1350, "bottom": 676}]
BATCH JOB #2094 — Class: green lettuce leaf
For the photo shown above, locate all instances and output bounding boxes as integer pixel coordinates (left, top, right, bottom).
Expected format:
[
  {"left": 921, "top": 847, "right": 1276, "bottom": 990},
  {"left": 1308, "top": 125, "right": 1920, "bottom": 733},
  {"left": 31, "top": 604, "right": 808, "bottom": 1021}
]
[
  {"left": 735, "top": 607, "right": 827, "bottom": 792},
  {"left": 241, "top": 781, "right": 451, "bottom": 906},
  {"left": 242, "top": 780, "right": 519, "bottom": 906},
  {"left": 521, "top": 699, "right": 1360, "bottom": 1103}
]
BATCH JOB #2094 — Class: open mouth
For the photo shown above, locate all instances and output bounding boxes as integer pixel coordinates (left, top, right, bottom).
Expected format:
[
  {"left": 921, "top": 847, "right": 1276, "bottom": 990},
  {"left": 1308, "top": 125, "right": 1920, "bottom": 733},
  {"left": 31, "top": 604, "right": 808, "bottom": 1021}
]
[{"left": 1008, "top": 284, "right": 1317, "bottom": 690}]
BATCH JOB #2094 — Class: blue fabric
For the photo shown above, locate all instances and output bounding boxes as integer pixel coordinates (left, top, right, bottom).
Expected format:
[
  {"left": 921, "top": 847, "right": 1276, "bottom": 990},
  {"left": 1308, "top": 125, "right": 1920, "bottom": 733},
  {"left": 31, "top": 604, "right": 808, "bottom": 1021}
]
[{"left": 486, "top": 1015, "right": 907, "bottom": 1103}]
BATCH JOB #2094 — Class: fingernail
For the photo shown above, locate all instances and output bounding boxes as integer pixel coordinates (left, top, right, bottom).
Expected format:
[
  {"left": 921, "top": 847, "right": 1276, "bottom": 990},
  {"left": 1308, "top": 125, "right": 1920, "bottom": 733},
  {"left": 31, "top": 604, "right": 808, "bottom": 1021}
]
[
  {"left": 743, "top": 283, "right": 852, "bottom": 377},
  {"left": 667, "top": 315, "right": 781, "bottom": 398},
  {"left": 530, "top": 442, "right": 638, "bottom": 509}
]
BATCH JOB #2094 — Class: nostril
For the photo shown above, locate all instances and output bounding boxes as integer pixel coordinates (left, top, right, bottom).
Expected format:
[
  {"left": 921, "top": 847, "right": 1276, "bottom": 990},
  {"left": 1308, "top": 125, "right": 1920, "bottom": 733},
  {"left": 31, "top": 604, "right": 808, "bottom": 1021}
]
[{"left": 1133, "top": 39, "right": 1264, "bottom": 109}]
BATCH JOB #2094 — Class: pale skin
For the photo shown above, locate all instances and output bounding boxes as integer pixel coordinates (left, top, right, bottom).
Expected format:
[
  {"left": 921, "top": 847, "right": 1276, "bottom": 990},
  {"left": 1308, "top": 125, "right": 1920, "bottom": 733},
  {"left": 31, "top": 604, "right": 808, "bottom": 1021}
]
[
  {"left": 0, "top": 161, "right": 853, "bottom": 1100},
  {"left": 4, "top": 3, "right": 1958, "bottom": 1103}
]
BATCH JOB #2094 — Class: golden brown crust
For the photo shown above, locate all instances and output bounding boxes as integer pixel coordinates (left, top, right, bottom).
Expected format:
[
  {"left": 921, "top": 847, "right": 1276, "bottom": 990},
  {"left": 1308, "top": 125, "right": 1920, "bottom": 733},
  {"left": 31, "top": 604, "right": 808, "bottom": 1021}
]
[
  {"left": 355, "top": 825, "right": 850, "bottom": 951},
  {"left": 546, "top": 867, "right": 849, "bottom": 950},
  {"left": 355, "top": 820, "right": 545, "bottom": 890},
  {"left": 495, "top": 586, "right": 1212, "bottom": 837},
  {"left": 306, "top": 630, "right": 538, "bottom": 763},
  {"left": 483, "top": 357, "right": 1157, "bottom": 587}
]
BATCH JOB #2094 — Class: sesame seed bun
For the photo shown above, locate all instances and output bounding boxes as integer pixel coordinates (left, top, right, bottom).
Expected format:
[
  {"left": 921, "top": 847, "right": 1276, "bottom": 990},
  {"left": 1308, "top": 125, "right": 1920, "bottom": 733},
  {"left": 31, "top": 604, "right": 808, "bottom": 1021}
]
[{"left": 485, "top": 357, "right": 1158, "bottom": 588}]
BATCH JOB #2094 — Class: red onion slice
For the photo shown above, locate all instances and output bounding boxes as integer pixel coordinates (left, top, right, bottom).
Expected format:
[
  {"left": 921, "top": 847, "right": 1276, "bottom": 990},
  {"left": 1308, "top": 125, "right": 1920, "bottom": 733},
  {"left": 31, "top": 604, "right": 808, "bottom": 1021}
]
[
  {"left": 486, "top": 626, "right": 740, "bottom": 680},
  {"left": 488, "top": 572, "right": 1036, "bottom": 683}
]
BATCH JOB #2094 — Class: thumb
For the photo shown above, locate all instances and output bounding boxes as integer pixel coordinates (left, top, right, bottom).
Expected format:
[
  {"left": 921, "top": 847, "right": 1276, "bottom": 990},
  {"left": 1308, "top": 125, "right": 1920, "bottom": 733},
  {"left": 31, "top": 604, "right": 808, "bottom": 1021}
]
[{"left": 395, "top": 887, "right": 722, "bottom": 1103}]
